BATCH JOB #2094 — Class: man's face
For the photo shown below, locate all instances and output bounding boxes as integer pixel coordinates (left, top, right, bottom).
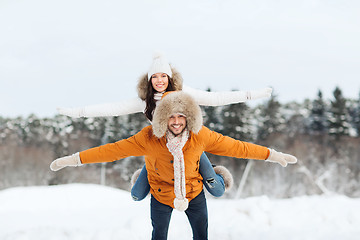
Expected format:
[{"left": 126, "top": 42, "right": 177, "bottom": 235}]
[{"left": 167, "top": 114, "right": 187, "bottom": 136}]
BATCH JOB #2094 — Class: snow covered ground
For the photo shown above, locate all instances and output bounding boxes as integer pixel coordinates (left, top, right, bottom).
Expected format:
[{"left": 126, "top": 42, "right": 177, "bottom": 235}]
[{"left": 0, "top": 184, "right": 359, "bottom": 240}]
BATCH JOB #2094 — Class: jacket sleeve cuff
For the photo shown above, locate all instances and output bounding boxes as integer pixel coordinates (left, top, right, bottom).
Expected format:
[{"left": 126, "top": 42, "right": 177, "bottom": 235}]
[{"left": 74, "top": 152, "right": 83, "bottom": 166}]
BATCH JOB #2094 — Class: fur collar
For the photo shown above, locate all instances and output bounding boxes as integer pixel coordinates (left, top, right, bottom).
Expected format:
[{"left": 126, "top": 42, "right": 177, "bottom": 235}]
[{"left": 152, "top": 91, "right": 203, "bottom": 138}]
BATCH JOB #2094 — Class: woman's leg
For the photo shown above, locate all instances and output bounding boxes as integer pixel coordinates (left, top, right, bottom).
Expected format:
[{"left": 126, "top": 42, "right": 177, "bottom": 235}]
[
  {"left": 131, "top": 164, "right": 150, "bottom": 201},
  {"left": 131, "top": 153, "right": 232, "bottom": 200},
  {"left": 199, "top": 152, "right": 226, "bottom": 197}
]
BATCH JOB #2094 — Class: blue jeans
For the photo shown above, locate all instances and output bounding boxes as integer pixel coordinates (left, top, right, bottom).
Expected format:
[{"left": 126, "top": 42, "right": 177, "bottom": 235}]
[
  {"left": 151, "top": 190, "right": 208, "bottom": 240},
  {"left": 131, "top": 152, "right": 225, "bottom": 201},
  {"left": 131, "top": 163, "right": 150, "bottom": 201}
]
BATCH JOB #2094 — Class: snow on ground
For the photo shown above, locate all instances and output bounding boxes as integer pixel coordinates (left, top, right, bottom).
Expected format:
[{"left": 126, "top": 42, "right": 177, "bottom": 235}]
[{"left": 0, "top": 184, "right": 359, "bottom": 240}]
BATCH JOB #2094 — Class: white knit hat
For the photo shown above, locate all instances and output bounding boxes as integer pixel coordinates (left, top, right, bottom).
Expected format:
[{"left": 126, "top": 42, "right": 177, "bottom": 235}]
[{"left": 147, "top": 52, "right": 172, "bottom": 80}]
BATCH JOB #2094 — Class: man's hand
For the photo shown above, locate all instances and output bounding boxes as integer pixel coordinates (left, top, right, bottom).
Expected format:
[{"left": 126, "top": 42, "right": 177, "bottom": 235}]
[
  {"left": 50, "top": 153, "right": 82, "bottom": 171},
  {"left": 266, "top": 149, "right": 297, "bottom": 167}
]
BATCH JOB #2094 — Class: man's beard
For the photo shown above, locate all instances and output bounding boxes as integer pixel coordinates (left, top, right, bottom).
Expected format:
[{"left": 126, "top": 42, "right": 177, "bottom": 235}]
[{"left": 169, "top": 125, "right": 186, "bottom": 137}]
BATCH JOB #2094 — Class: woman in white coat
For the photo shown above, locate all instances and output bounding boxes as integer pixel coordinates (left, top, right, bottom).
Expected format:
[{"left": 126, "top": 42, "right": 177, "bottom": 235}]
[{"left": 57, "top": 53, "right": 272, "bottom": 200}]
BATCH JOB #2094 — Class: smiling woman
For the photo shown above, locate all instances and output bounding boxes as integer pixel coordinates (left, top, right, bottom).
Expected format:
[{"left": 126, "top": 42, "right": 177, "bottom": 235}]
[{"left": 151, "top": 73, "right": 169, "bottom": 92}]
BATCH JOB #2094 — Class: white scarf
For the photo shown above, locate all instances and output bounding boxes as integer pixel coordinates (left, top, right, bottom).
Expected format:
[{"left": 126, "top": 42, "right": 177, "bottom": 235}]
[
  {"left": 154, "top": 91, "right": 165, "bottom": 102},
  {"left": 166, "top": 128, "right": 189, "bottom": 211}
]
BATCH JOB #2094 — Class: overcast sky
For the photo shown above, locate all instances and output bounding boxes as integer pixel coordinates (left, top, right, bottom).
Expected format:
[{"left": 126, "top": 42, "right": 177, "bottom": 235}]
[{"left": 1, "top": 0, "right": 359, "bottom": 117}]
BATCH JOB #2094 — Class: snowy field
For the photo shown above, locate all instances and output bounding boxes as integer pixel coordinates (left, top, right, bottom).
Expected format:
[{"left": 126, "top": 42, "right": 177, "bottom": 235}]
[{"left": 0, "top": 184, "right": 359, "bottom": 240}]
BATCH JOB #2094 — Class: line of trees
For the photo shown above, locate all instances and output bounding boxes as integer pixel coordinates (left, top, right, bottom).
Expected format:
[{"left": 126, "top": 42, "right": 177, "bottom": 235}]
[
  {"left": 203, "top": 86, "right": 360, "bottom": 142},
  {"left": 1, "top": 86, "right": 359, "bottom": 151},
  {"left": 0, "top": 86, "right": 359, "bottom": 197}
]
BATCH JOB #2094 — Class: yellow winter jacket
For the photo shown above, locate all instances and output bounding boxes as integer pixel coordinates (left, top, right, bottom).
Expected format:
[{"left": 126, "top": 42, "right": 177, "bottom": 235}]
[{"left": 79, "top": 125, "right": 270, "bottom": 208}]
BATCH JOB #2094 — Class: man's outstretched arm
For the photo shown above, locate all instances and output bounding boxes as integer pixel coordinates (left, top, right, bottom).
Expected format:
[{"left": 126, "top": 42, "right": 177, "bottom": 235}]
[{"left": 202, "top": 127, "right": 297, "bottom": 167}]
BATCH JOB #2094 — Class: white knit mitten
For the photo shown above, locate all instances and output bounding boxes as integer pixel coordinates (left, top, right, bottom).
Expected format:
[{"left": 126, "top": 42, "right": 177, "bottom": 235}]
[
  {"left": 50, "top": 153, "right": 82, "bottom": 171},
  {"left": 247, "top": 87, "right": 272, "bottom": 100},
  {"left": 265, "top": 149, "right": 297, "bottom": 167}
]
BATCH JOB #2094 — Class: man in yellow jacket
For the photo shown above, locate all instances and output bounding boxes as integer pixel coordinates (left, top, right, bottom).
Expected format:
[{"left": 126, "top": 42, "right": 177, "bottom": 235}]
[{"left": 50, "top": 91, "right": 297, "bottom": 240}]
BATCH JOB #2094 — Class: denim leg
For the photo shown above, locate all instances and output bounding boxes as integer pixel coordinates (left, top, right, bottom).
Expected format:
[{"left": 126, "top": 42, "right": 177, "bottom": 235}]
[
  {"left": 131, "top": 164, "right": 150, "bottom": 201},
  {"left": 185, "top": 190, "right": 208, "bottom": 240},
  {"left": 199, "top": 152, "right": 225, "bottom": 197},
  {"left": 151, "top": 195, "right": 173, "bottom": 240}
]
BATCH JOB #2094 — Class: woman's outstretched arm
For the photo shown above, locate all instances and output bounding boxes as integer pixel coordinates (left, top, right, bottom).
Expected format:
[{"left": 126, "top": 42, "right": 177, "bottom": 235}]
[
  {"left": 57, "top": 97, "right": 146, "bottom": 118},
  {"left": 182, "top": 85, "right": 272, "bottom": 106}
]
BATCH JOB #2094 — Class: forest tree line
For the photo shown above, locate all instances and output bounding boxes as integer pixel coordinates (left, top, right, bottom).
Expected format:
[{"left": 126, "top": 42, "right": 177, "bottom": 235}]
[{"left": 0, "top": 86, "right": 359, "bottom": 198}]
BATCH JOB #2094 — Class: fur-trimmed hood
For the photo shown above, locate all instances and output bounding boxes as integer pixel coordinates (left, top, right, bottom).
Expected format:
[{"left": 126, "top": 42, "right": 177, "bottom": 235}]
[
  {"left": 152, "top": 91, "right": 203, "bottom": 138},
  {"left": 137, "top": 66, "right": 184, "bottom": 101}
]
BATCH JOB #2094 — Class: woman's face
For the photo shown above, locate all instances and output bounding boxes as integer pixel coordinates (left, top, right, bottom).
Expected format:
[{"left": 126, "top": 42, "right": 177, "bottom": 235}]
[{"left": 151, "top": 72, "right": 169, "bottom": 92}]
